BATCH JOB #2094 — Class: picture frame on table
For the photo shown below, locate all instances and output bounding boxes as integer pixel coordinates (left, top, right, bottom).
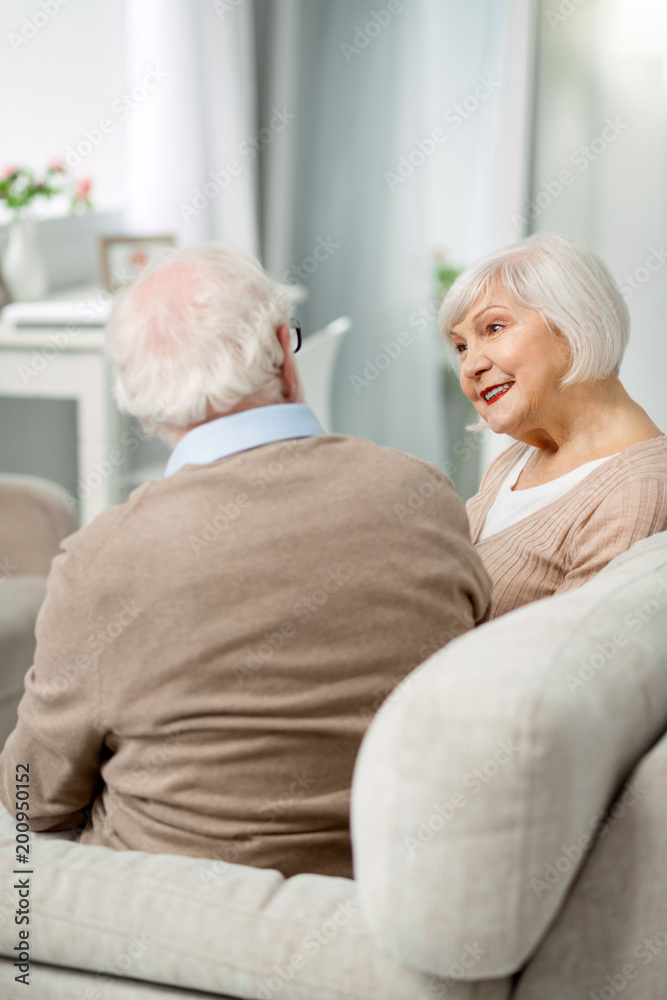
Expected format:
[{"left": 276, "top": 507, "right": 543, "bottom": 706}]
[{"left": 99, "top": 234, "right": 176, "bottom": 292}]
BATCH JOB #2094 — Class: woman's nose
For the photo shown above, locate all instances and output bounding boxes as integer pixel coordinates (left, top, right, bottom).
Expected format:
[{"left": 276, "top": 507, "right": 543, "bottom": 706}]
[{"left": 460, "top": 341, "right": 491, "bottom": 379}]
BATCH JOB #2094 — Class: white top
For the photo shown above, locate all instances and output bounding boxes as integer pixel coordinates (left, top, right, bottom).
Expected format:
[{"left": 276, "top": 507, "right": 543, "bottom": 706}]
[{"left": 479, "top": 448, "right": 619, "bottom": 541}]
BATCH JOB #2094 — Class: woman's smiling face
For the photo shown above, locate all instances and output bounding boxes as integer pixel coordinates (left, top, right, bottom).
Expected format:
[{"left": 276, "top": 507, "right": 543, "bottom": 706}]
[{"left": 449, "top": 282, "right": 572, "bottom": 444}]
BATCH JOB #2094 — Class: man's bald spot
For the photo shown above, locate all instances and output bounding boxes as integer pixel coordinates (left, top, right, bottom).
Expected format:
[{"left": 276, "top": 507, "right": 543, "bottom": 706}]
[
  {"left": 128, "top": 262, "right": 200, "bottom": 352},
  {"left": 131, "top": 261, "right": 198, "bottom": 313}
]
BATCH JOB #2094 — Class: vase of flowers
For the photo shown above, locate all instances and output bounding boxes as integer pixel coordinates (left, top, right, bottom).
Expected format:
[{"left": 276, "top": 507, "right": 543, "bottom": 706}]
[
  {"left": 0, "top": 161, "right": 92, "bottom": 302},
  {"left": 3, "top": 217, "right": 51, "bottom": 302}
]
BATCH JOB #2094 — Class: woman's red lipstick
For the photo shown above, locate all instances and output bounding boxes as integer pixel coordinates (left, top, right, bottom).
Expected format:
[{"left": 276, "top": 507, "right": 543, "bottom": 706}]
[{"left": 482, "top": 382, "right": 514, "bottom": 404}]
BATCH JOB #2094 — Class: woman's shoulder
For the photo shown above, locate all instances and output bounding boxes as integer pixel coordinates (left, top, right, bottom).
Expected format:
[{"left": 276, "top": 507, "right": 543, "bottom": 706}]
[
  {"left": 602, "top": 434, "right": 667, "bottom": 480},
  {"left": 630, "top": 432, "right": 667, "bottom": 456},
  {"left": 572, "top": 435, "right": 667, "bottom": 524}
]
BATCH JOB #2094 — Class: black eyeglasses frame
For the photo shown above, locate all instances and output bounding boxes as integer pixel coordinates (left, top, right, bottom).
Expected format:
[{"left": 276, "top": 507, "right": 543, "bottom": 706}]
[{"left": 289, "top": 320, "right": 302, "bottom": 353}]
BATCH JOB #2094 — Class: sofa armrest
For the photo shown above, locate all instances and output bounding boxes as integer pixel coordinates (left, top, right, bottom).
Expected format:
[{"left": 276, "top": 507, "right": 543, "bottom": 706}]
[{"left": 351, "top": 531, "right": 667, "bottom": 979}]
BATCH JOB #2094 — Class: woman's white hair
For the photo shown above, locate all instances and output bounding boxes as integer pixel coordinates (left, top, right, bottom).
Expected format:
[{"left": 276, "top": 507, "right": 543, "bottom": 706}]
[
  {"left": 105, "top": 242, "right": 292, "bottom": 441},
  {"left": 438, "top": 232, "right": 630, "bottom": 387}
]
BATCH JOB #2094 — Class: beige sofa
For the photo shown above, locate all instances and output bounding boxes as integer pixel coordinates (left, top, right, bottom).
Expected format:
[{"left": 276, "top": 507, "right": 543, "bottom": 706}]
[
  {"left": 0, "top": 474, "right": 77, "bottom": 749},
  {"left": 0, "top": 528, "right": 665, "bottom": 999}
]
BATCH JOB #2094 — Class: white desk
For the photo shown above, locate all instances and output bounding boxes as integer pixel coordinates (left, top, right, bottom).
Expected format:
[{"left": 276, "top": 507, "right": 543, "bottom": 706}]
[{"left": 0, "top": 322, "right": 119, "bottom": 526}]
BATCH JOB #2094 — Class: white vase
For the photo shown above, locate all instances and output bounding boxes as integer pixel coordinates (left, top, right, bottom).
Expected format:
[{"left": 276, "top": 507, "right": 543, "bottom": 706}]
[{"left": 2, "top": 219, "right": 49, "bottom": 302}]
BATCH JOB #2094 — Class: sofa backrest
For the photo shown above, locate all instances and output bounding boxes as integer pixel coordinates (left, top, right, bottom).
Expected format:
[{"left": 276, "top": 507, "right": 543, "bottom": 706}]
[{"left": 0, "top": 473, "right": 77, "bottom": 576}]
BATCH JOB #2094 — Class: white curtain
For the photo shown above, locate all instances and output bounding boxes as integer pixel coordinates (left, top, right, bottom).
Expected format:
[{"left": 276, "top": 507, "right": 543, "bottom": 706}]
[
  {"left": 120, "top": 0, "right": 535, "bottom": 476},
  {"left": 260, "top": 0, "right": 535, "bottom": 472},
  {"left": 123, "top": 0, "right": 258, "bottom": 254}
]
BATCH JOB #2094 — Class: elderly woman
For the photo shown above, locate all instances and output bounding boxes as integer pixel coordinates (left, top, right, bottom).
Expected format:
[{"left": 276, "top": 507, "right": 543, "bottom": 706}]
[{"left": 439, "top": 232, "right": 667, "bottom": 619}]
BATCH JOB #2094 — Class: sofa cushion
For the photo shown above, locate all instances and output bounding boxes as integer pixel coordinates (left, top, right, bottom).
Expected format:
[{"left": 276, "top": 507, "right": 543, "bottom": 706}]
[
  {"left": 0, "top": 958, "right": 236, "bottom": 999},
  {"left": 512, "top": 728, "right": 667, "bottom": 1000},
  {"left": 0, "top": 803, "right": 511, "bottom": 1000},
  {"left": 351, "top": 531, "right": 667, "bottom": 979}
]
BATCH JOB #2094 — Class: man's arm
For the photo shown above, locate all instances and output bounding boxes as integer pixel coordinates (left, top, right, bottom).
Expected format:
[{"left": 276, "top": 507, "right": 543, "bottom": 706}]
[
  {"left": 397, "top": 454, "right": 493, "bottom": 629},
  {"left": 0, "top": 542, "right": 106, "bottom": 831}
]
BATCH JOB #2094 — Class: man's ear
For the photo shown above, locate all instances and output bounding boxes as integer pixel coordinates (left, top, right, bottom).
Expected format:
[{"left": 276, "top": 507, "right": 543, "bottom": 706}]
[{"left": 277, "top": 323, "right": 304, "bottom": 403}]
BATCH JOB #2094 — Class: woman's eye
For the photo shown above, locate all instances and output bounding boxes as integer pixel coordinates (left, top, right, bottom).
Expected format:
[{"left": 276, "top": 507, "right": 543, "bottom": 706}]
[
  {"left": 454, "top": 343, "right": 467, "bottom": 354},
  {"left": 488, "top": 323, "right": 502, "bottom": 334}
]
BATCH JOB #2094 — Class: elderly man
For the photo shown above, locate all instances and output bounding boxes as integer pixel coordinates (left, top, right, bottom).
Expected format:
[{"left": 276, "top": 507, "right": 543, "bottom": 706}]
[{"left": 0, "top": 243, "right": 490, "bottom": 878}]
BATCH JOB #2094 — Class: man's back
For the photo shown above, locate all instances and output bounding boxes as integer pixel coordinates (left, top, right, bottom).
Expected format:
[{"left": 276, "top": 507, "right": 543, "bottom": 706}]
[{"left": 0, "top": 434, "right": 490, "bottom": 877}]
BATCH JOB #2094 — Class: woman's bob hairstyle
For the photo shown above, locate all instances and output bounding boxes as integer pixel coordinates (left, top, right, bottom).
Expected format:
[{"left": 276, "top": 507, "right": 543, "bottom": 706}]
[{"left": 438, "top": 232, "right": 630, "bottom": 387}]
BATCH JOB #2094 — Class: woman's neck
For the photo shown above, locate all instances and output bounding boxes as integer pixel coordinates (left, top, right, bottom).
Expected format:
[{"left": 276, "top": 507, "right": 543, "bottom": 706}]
[{"left": 513, "top": 377, "right": 663, "bottom": 488}]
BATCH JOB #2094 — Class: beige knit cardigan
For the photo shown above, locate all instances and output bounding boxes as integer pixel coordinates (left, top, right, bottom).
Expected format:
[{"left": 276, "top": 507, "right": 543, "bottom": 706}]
[{"left": 466, "top": 436, "right": 667, "bottom": 619}]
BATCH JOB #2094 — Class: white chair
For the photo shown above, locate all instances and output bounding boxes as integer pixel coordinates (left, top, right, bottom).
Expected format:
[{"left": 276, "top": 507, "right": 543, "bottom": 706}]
[{"left": 296, "top": 316, "right": 351, "bottom": 431}]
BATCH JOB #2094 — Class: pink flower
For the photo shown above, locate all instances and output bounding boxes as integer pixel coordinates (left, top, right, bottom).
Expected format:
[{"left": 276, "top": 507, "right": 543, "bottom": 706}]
[
  {"left": 48, "top": 159, "right": 66, "bottom": 174},
  {"left": 1, "top": 165, "right": 19, "bottom": 180},
  {"left": 75, "top": 177, "right": 92, "bottom": 200}
]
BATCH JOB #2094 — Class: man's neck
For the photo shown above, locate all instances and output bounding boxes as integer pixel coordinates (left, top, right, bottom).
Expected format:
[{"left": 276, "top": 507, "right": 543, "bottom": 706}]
[{"left": 169, "top": 394, "right": 288, "bottom": 445}]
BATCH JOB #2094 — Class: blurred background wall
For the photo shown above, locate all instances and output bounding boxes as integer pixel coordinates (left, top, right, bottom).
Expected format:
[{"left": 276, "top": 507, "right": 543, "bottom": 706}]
[
  {"left": 0, "top": 0, "right": 665, "bottom": 507},
  {"left": 530, "top": 0, "right": 667, "bottom": 465}
]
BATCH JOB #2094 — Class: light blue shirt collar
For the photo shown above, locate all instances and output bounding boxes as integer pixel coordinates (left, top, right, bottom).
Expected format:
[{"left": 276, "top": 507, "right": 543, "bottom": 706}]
[{"left": 164, "top": 403, "right": 327, "bottom": 477}]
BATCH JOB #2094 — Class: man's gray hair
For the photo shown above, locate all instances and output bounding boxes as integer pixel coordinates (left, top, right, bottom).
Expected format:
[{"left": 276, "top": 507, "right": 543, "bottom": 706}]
[
  {"left": 105, "top": 242, "right": 292, "bottom": 439},
  {"left": 438, "top": 232, "right": 630, "bottom": 386}
]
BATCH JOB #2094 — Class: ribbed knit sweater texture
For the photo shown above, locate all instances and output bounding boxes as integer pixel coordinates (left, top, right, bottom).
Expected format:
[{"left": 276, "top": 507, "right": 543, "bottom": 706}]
[{"left": 466, "top": 436, "right": 667, "bottom": 619}]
